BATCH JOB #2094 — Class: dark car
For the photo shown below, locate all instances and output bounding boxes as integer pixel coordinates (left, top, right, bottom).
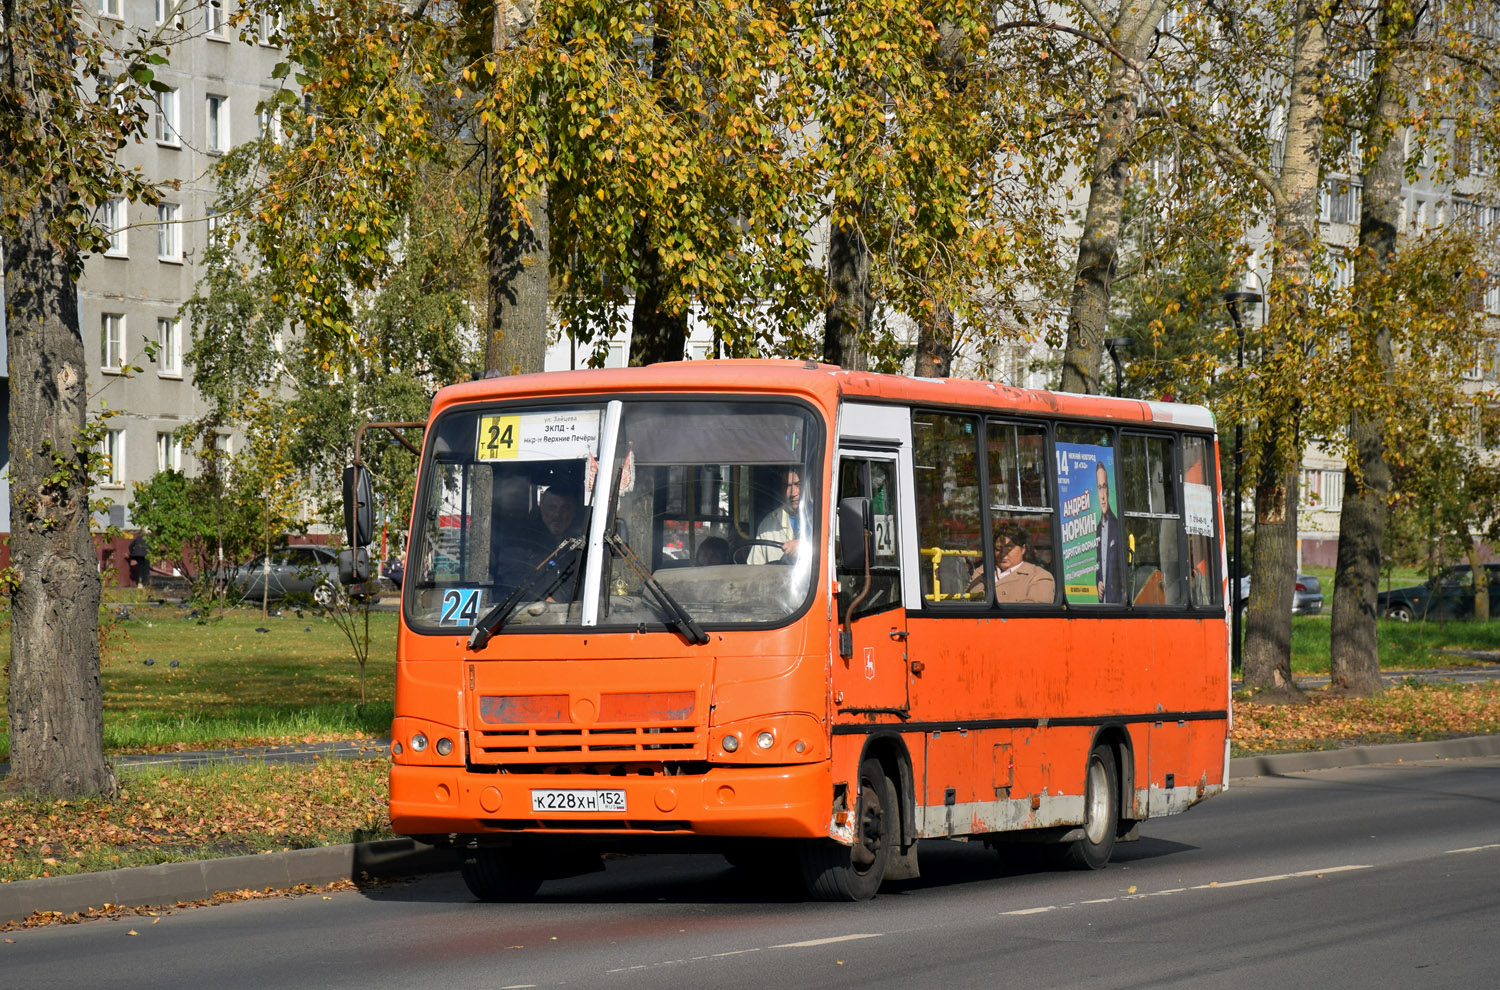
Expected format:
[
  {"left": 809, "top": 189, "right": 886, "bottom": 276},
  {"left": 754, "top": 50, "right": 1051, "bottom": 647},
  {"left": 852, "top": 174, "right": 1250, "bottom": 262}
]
[
  {"left": 1377, "top": 564, "right": 1500, "bottom": 621},
  {"left": 1236, "top": 573, "right": 1324, "bottom": 614},
  {"left": 227, "top": 544, "right": 374, "bottom": 605}
]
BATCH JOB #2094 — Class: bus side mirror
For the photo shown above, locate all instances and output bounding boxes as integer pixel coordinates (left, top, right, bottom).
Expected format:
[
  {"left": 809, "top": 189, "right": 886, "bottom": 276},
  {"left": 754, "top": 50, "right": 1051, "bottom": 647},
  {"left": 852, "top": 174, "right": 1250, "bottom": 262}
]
[
  {"left": 339, "top": 547, "right": 371, "bottom": 585},
  {"left": 343, "top": 465, "right": 373, "bottom": 547},
  {"left": 837, "top": 496, "right": 872, "bottom": 573}
]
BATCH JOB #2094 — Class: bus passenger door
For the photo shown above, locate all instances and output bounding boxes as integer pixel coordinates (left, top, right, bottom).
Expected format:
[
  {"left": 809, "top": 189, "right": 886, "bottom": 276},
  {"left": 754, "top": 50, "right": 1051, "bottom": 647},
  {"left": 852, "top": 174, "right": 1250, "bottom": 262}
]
[{"left": 834, "top": 454, "right": 909, "bottom": 716}]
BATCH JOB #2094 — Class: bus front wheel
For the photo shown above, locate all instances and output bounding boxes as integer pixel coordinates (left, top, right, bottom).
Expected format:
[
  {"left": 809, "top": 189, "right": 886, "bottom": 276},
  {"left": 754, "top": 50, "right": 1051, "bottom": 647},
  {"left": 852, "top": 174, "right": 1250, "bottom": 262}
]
[
  {"left": 1061, "top": 745, "right": 1119, "bottom": 871},
  {"left": 799, "top": 757, "right": 896, "bottom": 901},
  {"left": 460, "top": 848, "right": 544, "bottom": 902}
]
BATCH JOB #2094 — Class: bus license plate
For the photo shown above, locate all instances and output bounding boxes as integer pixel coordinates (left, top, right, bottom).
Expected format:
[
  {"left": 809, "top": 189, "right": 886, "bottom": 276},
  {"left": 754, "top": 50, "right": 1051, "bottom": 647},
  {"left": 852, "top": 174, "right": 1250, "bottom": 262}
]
[{"left": 530, "top": 789, "right": 627, "bottom": 813}]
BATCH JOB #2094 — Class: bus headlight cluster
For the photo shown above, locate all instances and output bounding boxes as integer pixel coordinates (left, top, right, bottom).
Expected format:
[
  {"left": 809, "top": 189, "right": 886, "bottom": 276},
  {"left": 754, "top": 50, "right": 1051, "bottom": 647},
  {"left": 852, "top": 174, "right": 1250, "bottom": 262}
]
[{"left": 714, "top": 716, "right": 822, "bottom": 762}]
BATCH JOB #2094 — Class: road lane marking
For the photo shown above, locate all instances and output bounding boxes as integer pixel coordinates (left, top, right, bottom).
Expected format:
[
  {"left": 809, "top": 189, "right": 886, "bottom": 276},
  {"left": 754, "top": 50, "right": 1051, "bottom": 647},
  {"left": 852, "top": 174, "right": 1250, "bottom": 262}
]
[
  {"left": 999, "top": 864, "right": 1372, "bottom": 917},
  {"left": 772, "top": 933, "right": 882, "bottom": 949},
  {"left": 711, "top": 948, "right": 763, "bottom": 958},
  {"left": 1446, "top": 844, "right": 1500, "bottom": 854}
]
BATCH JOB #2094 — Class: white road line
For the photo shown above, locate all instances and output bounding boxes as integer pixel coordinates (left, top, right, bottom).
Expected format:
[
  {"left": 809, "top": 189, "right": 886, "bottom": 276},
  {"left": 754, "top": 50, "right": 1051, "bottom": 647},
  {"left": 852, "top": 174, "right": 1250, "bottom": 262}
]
[
  {"left": 1446, "top": 844, "right": 1500, "bottom": 854},
  {"left": 772, "top": 933, "right": 883, "bottom": 949},
  {"left": 1000, "top": 864, "right": 1373, "bottom": 917},
  {"left": 711, "top": 948, "right": 763, "bottom": 958}
]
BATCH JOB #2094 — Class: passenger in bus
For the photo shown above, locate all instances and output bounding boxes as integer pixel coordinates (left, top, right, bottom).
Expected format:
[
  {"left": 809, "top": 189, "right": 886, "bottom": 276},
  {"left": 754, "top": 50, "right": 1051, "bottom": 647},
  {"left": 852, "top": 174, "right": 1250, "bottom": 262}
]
[
  {"left": 695, "top": 537, "right": 730, "bottom": 566},
  {"left": 968, "top": 523, "right": 1055, "bottom": 603},
  {"left": 748, "top": 468, "right": 803, "bottom": 564}
]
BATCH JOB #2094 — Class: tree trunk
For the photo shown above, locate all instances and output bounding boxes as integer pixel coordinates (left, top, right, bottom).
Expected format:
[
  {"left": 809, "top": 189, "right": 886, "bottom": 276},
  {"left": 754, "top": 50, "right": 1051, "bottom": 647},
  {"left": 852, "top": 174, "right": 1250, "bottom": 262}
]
[
  {"left": 628, "top": 14, "right": 688, "bottom": 367},
  {"left": 1330, "top": 0, "right": 1412, "bottom": 697},
  {"left": 4, "top": 174, "right": 116, "bottom": 797},
  {"left": 629, "top": 232, "right": 689, "bottom": 365},
  {"left": 914, "top": 299, "right": 954, "bottom": 378},
  {"left": 1468, "top": 540, "right": 1489, "bottom": 621},
  {"left": 824, "top": 212, "right": 870, "bottom": 370},
  {"left": 483, "top": 0, "right": 549, "bottom": 377},
  {"left": 1058, "top": 0, "right": 1169, "bottom": 395},
  {"left": 1241, "top": 0, "right": 1330, "bottom": 699}
]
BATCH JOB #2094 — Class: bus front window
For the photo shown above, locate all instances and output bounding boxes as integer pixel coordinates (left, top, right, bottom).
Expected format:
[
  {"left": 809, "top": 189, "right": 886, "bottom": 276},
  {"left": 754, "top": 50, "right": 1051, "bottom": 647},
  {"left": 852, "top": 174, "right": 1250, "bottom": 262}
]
[
  {"left": 407, "top": 398, "right": 821, "bottom": 635},
  {"left": 600, "top": 400, "right": 820, "bottom": 628}
]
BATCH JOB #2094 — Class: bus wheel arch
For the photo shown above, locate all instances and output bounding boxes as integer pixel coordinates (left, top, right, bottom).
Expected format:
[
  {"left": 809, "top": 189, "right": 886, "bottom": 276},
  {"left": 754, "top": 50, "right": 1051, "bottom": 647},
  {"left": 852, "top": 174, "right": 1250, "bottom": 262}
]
[{"left": 1089, "top": 723, "right": 1139, "bottom": 829}]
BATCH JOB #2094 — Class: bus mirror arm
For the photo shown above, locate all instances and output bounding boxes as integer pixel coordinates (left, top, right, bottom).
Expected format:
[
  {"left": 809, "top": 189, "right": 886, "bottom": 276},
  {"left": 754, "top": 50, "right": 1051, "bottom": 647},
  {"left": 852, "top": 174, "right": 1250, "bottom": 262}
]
[{"left": 837, "top": 497, "right": 874, "bottom": 659}]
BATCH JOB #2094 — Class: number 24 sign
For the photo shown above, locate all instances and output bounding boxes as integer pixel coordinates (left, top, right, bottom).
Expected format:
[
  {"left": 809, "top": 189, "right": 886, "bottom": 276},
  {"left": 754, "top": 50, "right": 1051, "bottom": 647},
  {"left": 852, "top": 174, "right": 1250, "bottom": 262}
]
[{"left": 476, "top": 415, "right": 520, "bottom": 461}]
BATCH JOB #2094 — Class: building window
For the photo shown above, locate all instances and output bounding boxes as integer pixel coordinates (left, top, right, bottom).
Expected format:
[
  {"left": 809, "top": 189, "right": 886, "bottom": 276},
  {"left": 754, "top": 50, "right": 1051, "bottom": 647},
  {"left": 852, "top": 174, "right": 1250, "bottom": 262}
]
[
  {"left": 205, "top": 0, "right": 226, "bottom": 37},
  {"left": 1320, "top": 470, "right": 1344, "bottom": 511},
  {"left": 1321, "top": 179, "right": 1362, "bottom": 225},
  {"left": 154, "top": 0, "right": 183, "bottom": 27},
  {"left": 257, "top": 105, "right": 283, "bottom": 144},
  {"left": 101, "top": 313, "right": 126, "bottom": 372},
  {"left": 98, "top": 0, "right": 122, "bottom": 18},
  {"left": 157, "top": 203, "right": 182, "bottom": 261},
  {"left": 156, "top": 432, "right": 183, "bottom": 473},
  {"left": 155, "top": 87, "right": 180, "bottom": 146},
  {"left": 207, "top": 95, "right": 228, "bottom": 153},
  {"left": 100, "top": 429, "right": 126, "bottom": 487},
  {"left": 157, "top": 317, "right": 182, "bottom": 376},
  {"left": 103, "top": 198, "right": 127, "bottom": 256},
  {"left": 259, "top": 11, "right": 284, "bottom": 45}
]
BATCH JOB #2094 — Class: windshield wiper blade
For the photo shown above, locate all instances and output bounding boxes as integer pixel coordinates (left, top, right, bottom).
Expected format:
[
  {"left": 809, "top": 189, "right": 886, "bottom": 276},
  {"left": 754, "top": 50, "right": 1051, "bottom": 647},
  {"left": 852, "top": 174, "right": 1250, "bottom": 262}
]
[
  {"left": 467, "top": 537, "right": 584, "bottom": 651},
  {"left": 605, "top": 534, "right": 709, "bottom": 645}
]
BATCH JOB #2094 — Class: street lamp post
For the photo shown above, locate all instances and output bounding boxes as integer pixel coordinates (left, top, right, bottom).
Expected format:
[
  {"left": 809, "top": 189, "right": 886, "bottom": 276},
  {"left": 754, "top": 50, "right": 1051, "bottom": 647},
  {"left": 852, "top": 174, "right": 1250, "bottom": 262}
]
[
  {"left": 1104, "top": 337, "right": 1134, "bottom": 397},
  {"left": 1223, "top": 290, "right": 1261, "bottom": 672}
]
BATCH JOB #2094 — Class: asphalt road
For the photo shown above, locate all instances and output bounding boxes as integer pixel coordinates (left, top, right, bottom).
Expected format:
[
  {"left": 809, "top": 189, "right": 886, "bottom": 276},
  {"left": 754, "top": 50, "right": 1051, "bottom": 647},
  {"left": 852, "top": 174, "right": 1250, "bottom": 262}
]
[{"left": 5, "top": 756, "right": 1498, "bottom": 990}]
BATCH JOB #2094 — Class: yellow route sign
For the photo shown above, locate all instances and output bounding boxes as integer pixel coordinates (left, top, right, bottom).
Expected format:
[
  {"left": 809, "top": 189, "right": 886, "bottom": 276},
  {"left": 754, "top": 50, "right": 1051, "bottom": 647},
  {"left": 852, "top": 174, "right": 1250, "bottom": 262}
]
[{"left": 476, "top": 415, "right": 520, "bottom": 461}]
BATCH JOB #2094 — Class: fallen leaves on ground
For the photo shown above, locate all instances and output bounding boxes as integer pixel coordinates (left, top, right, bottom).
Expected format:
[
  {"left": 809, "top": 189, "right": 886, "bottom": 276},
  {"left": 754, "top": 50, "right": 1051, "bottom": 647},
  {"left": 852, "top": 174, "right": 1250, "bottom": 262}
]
[
  {"left": 1232, "top": 682, "right": 1500, "bottom": 755},
  {"left": 1, "top": 880, "right": 360, "bottom": 932},
  {"left": 0, "top": 759, "right": 390, "bottom": 884}
]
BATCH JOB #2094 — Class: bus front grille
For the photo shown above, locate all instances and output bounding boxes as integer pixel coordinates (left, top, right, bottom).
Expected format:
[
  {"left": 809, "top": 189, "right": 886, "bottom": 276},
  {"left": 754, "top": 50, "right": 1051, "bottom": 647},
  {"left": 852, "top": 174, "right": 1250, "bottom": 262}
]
[{"left": 469, "top": 725, "right": 704, "bottom": 764}]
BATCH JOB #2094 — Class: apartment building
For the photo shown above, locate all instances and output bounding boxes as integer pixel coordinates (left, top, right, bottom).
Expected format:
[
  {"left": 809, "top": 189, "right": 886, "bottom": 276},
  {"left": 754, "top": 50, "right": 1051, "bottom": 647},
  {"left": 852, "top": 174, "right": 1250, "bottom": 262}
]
[{"left": 1, "top": 2, "right": 286, "bottom": 577}]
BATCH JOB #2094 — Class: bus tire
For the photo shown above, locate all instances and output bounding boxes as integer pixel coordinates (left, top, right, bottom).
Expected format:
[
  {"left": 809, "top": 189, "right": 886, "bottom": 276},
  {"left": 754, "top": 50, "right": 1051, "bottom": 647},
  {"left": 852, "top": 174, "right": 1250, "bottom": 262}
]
[
  {"left": 798, "top": 757, "right": 895, "bottom": 901},
  {"left": 1061, "top": 745, "right": 1119, "bottom": 871},
  {"left": 460, "top": 848, "right": 544, "bottom": 902}
]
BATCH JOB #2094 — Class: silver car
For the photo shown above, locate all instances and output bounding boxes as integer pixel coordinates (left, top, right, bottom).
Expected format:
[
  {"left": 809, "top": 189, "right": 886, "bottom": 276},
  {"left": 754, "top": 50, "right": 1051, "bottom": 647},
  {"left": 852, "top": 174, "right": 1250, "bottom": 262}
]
[
  {"left": 1236, "top": 573, "right": 1324, "bottom": 614},
  {"left": 228, "top": 545, "right": 373, "bottom": 605}
]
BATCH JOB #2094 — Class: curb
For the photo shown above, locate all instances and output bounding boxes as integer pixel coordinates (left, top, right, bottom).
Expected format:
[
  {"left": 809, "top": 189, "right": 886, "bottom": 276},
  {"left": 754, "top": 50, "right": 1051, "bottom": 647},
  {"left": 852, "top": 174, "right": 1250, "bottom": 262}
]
[
  {"left": 1, "top": 838, "right": 460, "bottom": 927},
  {"left": 1227, "top": 733, "right": 1500, "bottom": 778},
  {"left": 6, "top": 736, "right": 1499, "bottom": 925}
]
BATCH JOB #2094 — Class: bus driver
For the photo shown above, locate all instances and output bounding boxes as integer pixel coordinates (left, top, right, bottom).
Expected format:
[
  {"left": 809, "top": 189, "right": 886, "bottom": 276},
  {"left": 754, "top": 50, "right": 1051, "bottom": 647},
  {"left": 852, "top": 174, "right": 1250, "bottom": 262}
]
[{"left": 747, "top": 468, "right": 803, "bottom": 564}]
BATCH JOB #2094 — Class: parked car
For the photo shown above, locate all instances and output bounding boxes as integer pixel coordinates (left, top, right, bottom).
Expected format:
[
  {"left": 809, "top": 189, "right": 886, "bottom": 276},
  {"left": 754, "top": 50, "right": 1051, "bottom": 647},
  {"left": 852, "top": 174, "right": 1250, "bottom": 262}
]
[
  {"left": 1377, "top": 564, "right": 1500, "bottom": 621},
  {"left": 1235, "top": 573, "right": 1324, "bottom": 615},
  {"left": 226, "top": 544, "right": 374, "bottom": 605}
]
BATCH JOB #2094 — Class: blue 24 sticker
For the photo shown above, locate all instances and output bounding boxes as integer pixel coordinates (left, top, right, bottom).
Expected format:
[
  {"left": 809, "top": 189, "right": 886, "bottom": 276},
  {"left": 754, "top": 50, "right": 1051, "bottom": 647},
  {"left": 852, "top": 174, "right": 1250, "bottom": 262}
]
[{"left": 439, "top": 588, "right": 482, "bottom": 624}]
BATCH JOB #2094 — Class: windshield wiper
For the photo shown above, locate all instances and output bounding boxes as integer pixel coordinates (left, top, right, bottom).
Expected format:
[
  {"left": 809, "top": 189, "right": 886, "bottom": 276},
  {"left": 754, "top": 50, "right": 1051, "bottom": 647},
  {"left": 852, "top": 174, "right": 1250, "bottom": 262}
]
[
  {"left": 605, "top": 534, "right": 709, "bottom": 645},
  {"left": 467, "top": 537, "right": 584, "bottom": 651}
]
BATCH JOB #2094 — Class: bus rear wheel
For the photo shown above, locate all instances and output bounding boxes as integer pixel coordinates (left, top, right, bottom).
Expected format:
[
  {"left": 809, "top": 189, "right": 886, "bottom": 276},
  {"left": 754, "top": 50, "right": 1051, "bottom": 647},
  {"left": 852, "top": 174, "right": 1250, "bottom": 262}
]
[
  {"left": 1060, "top": 745, "right": 1119, "bottom": 871},
  {"left": 460, "top": 848, "right": 544, "bottom": 902},
  {"left": 799, "top": 757, "right": 895, "bottom": 901}
]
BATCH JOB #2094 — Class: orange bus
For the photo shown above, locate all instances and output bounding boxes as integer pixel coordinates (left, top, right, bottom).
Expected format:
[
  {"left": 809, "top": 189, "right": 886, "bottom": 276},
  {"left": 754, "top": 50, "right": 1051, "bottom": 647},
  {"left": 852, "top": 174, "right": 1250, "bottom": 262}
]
[{"left": 342, "top": 360, "right": 1230, "bottom": 901}]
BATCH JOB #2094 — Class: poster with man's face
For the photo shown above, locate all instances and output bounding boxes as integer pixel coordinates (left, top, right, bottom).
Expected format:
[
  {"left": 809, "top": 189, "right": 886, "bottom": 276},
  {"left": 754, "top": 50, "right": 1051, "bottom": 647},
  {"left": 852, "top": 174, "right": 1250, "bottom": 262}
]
[{"left": 1056, "top": 443, "right": 1118, "bottom": 604}]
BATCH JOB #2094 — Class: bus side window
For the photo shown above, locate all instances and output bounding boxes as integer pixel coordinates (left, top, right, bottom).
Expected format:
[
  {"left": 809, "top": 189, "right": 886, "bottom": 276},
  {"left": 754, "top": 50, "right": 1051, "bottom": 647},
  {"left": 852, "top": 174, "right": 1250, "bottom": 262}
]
[
  {"left": 837, "top": 458, "right": 902, "bottom": 618},
  {"left": 985, "top": 420, "right": 1058, "bottom": 605},
  {"left": 1120, "top": 434, "right": 1186, "bottom": 606},
  {"left": 912, "top": 411, "right": 982, "bottom": 604},
  {"left": 1181, "top": 435, "right": 1220, "bottom": 607}
]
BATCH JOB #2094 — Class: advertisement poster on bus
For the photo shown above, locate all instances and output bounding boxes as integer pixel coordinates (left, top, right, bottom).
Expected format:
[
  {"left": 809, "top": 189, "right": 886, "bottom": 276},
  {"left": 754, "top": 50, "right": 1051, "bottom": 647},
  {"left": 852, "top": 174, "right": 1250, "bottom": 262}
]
[{"left": 1056, "top": 443, "right": 1121, "bottom": 604}]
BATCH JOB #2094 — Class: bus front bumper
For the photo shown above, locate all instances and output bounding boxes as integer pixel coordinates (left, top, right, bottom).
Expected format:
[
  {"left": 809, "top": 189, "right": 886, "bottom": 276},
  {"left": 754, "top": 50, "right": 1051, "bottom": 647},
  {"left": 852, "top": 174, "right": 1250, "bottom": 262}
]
[{"left": 389, "top": 762, "right": 834, "bottom": 840}]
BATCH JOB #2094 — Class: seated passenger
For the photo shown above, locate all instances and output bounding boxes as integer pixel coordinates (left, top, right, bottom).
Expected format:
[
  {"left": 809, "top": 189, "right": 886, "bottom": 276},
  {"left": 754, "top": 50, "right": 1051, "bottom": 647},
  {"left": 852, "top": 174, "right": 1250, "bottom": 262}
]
[
  {"left": 748, "top": 468, "right": 803, "bottom": 564},
  {"left": 696, "top": 537, "right": 730, "bottom": 566},
  {"left": 968, "top": 523, "right": 1055, "bottom": 603}
]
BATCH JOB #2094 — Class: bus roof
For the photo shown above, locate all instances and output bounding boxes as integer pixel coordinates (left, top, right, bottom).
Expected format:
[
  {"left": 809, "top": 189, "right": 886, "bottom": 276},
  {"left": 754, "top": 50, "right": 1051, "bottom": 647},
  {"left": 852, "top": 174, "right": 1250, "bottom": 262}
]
[{"left": 430, "top": 360, "right": 1216, "bottom": 432}]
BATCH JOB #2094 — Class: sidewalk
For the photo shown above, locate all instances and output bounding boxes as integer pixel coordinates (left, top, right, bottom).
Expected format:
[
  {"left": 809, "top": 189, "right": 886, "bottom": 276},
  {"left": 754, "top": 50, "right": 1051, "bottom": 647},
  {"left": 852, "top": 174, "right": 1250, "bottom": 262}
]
[{"left": 6, "top": 734, "right": 1500, "bottom": 925}]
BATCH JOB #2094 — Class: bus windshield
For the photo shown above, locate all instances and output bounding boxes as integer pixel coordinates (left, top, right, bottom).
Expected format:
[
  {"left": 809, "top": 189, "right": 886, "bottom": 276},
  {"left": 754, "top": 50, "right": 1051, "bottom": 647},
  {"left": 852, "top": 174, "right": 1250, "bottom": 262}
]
[{"left": 406, "top": 397, "right": 822, "bottom": 635}]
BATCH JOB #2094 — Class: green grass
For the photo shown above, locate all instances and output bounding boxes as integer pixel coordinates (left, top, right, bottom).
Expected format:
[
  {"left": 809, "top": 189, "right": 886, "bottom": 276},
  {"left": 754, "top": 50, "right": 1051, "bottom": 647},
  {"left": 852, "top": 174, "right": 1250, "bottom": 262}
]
[
  {"left": 1286, "top": 614, "right": 1500, "bottom": 674},
  {"left": 0, "top": 603, "right": 397, "bottom": 760}
]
